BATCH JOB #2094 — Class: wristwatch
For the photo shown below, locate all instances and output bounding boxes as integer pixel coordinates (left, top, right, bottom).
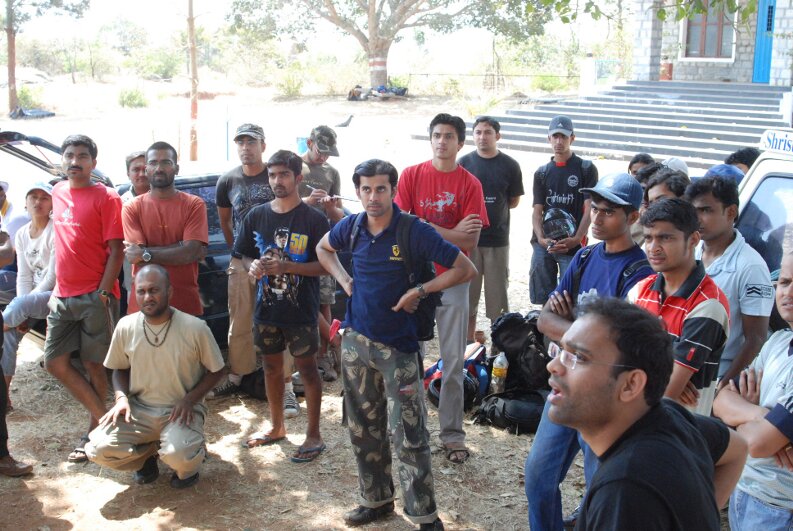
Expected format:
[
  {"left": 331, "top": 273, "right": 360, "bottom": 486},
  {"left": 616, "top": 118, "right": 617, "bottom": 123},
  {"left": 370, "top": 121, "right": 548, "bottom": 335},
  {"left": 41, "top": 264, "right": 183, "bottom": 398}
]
[
  {"left": 98, "top": 289, "right": 110, "bottom": 298},
  {"left": 142, "top": 248, "right": 152, "bottom": 262},
  {"left": 416, "top": 283, "right": 428, "bottom": 300}
]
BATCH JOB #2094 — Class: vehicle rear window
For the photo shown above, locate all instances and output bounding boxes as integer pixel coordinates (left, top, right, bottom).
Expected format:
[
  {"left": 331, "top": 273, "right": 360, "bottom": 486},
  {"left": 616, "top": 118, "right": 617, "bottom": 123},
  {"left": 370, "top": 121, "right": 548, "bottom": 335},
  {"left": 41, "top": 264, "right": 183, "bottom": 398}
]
[
  {"left": 184, "top": 185, "right": 225, "bottom": 246},
  {"left": 737, "top": 175, "right": 793, "bottom": 274}
]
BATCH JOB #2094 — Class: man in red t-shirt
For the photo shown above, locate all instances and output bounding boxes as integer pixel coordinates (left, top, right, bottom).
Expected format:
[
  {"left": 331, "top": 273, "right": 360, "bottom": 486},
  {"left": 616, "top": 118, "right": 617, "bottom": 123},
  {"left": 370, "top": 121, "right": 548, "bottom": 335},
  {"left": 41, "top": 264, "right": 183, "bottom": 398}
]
[
  {"left": 44, "top": 134, "right": 124, "bottom": 463},
  {"left": 122, "top": 141, "right": 208, "bottom": 316},
  {"left": 395, "top": 113, "right": 489, "bottom": 464}
]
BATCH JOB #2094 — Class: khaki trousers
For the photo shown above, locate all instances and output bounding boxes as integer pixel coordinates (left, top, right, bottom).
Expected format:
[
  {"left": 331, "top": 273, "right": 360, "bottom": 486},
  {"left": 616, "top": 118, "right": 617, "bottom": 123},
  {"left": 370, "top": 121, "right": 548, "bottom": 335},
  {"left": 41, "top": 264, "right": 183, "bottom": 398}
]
[{"left": 85, "top": 398, "right": 206, "bottom": 480}]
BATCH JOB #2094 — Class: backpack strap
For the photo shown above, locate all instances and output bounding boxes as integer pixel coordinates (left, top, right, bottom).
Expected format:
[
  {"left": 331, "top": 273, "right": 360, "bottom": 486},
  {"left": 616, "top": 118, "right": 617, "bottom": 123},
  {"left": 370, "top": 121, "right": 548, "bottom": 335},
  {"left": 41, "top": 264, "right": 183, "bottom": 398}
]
[
  {"left": 396, "top": 212, "right": 419, "bottom": 283},
  {"left": 349, "top": 212, "right": 366, "bottom": 252},
  {"left": 616, "top": 257, "right": 650, "bottom": 297},
  {"left": 569, "top": 244, "right": 595, "bottom": 300},
  {"left": 537, "top": 160, "right": 555, "bottom": 189}
]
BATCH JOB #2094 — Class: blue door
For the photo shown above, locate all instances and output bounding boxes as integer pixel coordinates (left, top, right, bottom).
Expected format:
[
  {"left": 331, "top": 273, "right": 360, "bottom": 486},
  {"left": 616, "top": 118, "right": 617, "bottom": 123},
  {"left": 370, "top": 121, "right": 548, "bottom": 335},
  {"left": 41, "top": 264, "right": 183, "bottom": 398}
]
[{"left": 753, "top": 0, "right": 775, "bottom": 83}]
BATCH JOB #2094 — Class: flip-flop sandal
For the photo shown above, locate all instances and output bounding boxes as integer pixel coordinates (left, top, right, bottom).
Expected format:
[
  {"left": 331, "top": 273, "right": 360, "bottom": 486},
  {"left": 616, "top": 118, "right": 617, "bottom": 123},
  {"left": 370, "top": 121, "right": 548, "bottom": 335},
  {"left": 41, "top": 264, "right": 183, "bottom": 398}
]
[
  {"left": 291, "top": 443, "right": 326, "bottom": 463},
  {"left": 444, "top": 444, "right": 470, "bottom": 465},
  {"left": 242, "top": 432, "right": 285, "bottom": 449},
  {"left": 68, "top": 435, "right": 90, "bottom": 463}
]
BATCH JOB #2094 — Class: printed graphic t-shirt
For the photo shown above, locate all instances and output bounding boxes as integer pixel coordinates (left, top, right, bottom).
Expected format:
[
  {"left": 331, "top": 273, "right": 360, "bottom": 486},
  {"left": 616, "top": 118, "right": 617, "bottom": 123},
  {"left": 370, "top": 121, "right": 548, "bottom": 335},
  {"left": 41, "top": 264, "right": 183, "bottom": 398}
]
[
  {"left": 394, "top": 160, "right": 489, "bottom": 274},
  {"left": 215, "top": 165, "right": 274, "bottom": 238},
  {"left": 532, "top": 153, "right": 598, "bottom": 255},
  {"left": 52, "top": 181, "right": 123, "bottom": 298},
  {"left": 234, "top": 202, "right": 329, "bottom": 327}
]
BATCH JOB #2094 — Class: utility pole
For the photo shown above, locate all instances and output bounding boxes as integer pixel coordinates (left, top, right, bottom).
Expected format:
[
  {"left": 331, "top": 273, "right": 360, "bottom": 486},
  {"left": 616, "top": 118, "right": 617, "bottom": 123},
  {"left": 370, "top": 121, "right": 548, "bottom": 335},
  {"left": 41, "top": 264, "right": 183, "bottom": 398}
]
[{"left": 188, "top": 0, "right": 198, "bottom": 161}]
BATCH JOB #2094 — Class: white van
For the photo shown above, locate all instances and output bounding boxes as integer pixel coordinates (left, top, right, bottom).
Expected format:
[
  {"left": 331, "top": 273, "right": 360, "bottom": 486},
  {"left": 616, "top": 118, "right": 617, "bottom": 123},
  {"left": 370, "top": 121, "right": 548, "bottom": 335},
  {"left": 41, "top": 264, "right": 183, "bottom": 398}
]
[{"left": 736, "top": 129, "right": 793, "bottom": 330}]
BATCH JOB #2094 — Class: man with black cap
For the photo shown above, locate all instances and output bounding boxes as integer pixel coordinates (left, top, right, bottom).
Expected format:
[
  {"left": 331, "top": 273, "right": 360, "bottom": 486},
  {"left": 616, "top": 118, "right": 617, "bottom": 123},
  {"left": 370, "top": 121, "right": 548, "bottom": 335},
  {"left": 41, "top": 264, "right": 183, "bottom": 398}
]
[
  {"left": 300, "top": 125, "right": 343, "bottom": 381},
  {"left": 210, "top": 123, "right": 275, "bottom": 399},
  {"left": 526, "top": 173, "right": 652, "bottom": 531},
  {"left": 530, "top": 115, "right": 598, "bottom": 306}
]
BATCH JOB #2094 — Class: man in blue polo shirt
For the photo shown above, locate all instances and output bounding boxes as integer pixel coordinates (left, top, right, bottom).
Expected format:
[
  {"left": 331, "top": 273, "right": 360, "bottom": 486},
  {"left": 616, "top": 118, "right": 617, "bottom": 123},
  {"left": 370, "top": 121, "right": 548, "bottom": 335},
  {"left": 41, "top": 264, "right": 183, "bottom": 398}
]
[{"left": 317, "top": 159, "right": 476, "bottom": 530}]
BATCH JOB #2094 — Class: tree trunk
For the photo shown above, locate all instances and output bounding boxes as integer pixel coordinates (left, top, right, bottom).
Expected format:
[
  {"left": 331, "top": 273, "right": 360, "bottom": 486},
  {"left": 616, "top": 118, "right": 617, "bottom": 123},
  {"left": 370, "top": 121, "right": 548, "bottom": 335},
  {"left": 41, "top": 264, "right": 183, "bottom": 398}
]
[
  {"left": 6, "top": 1, "right": 17, "bottom": 113},
  {"left": 367, "top": 40, "right": 391, "bottom": 88},
  {"left": 187, "top": 0, "right": 198, "bottom": 161}
]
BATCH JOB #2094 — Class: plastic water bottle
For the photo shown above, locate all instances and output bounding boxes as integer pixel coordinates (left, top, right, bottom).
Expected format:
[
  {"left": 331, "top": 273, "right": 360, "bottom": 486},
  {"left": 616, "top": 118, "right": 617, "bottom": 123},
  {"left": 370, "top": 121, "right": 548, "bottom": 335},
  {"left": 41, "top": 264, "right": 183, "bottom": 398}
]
[{"left": 491, "top": 351, "right": 509, "bottom": 394}]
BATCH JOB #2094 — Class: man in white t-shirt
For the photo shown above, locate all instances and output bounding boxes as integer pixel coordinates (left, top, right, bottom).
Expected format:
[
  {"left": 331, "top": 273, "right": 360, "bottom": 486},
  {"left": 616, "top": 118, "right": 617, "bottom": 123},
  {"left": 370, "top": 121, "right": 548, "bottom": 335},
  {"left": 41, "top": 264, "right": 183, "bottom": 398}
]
[
  {"left": 1, "top": 182, "right": 54, "bottom": 404},
  {"left": 713, "top": 243, "right": 793, "bottom": 530},
  {"left": 686, "top": 176, "right": 774, "bottom": 386}
]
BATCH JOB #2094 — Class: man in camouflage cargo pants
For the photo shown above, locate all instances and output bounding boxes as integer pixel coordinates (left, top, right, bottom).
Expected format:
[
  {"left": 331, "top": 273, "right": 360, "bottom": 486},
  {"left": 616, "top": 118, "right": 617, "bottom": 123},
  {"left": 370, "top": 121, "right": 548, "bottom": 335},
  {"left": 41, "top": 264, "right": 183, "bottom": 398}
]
[{"left": 318, "top": 159, "right": 475, "bottom": 529}]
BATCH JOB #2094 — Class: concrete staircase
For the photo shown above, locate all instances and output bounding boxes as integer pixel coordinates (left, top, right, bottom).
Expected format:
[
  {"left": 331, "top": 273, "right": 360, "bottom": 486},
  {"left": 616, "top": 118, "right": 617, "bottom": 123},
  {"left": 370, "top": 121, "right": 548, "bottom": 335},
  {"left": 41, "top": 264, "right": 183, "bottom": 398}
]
[{"left": 421, "top": 81, "right": 792, "bottom": 170}]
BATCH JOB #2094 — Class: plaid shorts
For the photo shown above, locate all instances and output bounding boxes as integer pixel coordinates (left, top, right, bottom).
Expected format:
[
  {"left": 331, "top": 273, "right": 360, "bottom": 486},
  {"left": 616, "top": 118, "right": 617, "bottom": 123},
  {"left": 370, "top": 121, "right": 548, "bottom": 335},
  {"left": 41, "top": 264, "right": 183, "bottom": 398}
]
[{"left": 253, "top": 323, "right": 319, "bottom": 358}]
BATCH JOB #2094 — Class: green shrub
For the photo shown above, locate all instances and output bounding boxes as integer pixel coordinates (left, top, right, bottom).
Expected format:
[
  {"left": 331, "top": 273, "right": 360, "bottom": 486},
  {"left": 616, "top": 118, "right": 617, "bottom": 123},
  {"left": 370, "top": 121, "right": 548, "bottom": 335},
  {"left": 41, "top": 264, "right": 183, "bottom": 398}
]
[
  {"left": 118, "top": 88, "right": 148, "bottom": 108},
  {"left": 277, "top": 72, "right": 303, "bottom": 98},
  {"left": 532, "top": 74, "right": 566, "bottom": 93},
  {"left": 388, "top": 75, "right": 409, "bottom": 88},
  {"left": 18, "top": 85, "right": 43, "bottom": 108},
  {"left": 443, "top": 78, "right": 462, "bottom": 97}
]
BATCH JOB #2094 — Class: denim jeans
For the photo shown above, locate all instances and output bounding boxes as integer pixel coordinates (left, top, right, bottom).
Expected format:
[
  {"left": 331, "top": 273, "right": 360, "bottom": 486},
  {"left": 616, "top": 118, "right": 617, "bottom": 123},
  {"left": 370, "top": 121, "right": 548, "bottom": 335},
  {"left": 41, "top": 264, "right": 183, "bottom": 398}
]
[
  {"left": 529, "top": 242, "right": 574, "bottom": 305},
  {"left": 729, "top": 488, "right": 793, "bottom": 531},
  {"left": 524, "top": 399, "right": 599, "bottom": 531}
]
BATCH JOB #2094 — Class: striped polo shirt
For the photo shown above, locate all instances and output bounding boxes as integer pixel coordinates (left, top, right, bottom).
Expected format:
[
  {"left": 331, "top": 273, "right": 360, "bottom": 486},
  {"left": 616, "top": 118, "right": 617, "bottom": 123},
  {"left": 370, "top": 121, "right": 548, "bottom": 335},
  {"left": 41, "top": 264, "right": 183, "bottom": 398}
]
[{"left": 629, "top": 262, "right": 730, "bottom": 391}]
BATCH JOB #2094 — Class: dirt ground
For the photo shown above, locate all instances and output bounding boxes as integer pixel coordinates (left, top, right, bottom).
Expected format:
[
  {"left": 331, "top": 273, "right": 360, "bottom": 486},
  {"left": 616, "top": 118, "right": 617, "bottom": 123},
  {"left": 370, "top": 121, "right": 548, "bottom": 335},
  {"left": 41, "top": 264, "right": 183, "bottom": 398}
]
[{"left": 0, "top": 82, "right": 634, "bottom": 530}]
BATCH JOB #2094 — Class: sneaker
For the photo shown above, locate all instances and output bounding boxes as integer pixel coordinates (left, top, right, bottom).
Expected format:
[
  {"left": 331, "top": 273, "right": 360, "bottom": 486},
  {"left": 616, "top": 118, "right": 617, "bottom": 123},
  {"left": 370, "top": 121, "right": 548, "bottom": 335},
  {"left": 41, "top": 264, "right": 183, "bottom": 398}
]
[
  {"left": 132, "top": 455, "right": 159, "bottom": 485},
  {"left": 563, "top": 505, "right": 581, "bottom": 530},
  {"left": 419, "top": 518, "right": 445, "bottom": 530},
  {"left": 343, "top": 501, "right": 395, "bottom": 526},
  {"left": 207, "top": 377, "right": 238, "bottom": 400},
  {"left": 170, "top": 471, "right": 199, "bottom": 489},
  {"left": 317, "top": 355, "right": 338, "bottom": 382},
  {"left": 284, "top": 389, "right": 300, "bottom": 419},
  {"left": 292, "top": 371, "right": 305, "bottom": 396}
]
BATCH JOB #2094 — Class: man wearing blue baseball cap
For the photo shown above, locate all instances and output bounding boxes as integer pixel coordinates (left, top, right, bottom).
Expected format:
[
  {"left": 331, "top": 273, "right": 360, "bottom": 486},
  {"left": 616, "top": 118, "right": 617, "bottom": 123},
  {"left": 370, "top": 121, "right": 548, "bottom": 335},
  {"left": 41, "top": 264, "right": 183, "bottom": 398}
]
[{"left": 526, "top": 172, "right": 654, "bottom": 530}]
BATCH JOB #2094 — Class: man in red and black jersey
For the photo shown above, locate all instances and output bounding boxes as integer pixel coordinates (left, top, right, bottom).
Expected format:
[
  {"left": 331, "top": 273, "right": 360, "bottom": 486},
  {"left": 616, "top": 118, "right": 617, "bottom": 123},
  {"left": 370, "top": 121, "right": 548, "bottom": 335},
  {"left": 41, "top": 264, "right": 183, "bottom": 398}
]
[{"left": 629, "top": 198, "right": 729, "bottom": 415}]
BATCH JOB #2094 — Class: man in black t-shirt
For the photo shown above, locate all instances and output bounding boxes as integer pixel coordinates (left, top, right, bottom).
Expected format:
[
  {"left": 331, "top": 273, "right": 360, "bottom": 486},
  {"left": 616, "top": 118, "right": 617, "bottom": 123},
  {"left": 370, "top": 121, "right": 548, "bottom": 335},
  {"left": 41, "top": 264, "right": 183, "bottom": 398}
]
[
  {"left": 458, "top": 116, "right": 523, "bottom": 342},
  {"left": 211, "top": 123, "right": 277, "bottom": 400},
  {"left": 530, "top": 115, "right": 598, "bottom": 305},
  {"left": 545, "top": 297, "right": 746, "bottom": 530},
  {"left": 233, "top": 150, "right": 329, "bottom": 463}
]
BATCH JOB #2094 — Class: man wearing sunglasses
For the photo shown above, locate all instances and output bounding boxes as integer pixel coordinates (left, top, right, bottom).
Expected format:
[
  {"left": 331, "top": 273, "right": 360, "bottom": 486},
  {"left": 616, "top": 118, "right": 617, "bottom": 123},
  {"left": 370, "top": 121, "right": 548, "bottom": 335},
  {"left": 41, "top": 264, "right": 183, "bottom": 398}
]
[
  {"left": 547, "top": 297, "right": 746, "bottom": 530},
  {"left": 526, "top": 172, "right": 653, "bottom": 531}
]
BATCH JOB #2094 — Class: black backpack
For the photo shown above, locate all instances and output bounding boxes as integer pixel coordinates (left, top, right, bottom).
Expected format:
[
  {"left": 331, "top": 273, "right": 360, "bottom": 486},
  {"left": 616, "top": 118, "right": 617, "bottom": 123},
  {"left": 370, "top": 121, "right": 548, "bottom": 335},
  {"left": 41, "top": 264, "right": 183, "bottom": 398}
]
[
  {"left": 474, "top": 389, "right": 548, "bottom": 434},
  {"left": 349, "top": 212, "right": 441, "bottom": 341},
  {"left": 535, "top": 158, "right": 595, "bottom": 189},
  {"left": 490, "top": 310, "right": 550, "bottom": 392}
]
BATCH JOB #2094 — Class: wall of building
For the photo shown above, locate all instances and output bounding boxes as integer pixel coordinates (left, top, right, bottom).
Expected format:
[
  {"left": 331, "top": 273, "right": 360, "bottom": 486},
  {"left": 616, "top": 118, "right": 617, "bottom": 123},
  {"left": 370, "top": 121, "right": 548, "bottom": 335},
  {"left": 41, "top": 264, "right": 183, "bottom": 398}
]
[
  {"left": 632, "top": 0, "right": 663, "bottom": 81},
  {"left": 770, "top": 0, "right": 793, "bottom": 86},
  {"left": 662, "top": 15, "right": 757, "bottom": 82}
]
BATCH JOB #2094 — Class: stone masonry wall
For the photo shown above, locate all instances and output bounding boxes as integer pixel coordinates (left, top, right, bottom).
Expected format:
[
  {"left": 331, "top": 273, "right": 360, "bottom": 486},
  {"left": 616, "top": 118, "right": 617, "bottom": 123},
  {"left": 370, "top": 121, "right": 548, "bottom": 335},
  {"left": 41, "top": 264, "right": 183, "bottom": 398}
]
[
  {"left": 770, "top": 0, "right": 793, "bottom": 85},
  {"left": 632, "top": 0, "right": 663, "bottom": 80}
]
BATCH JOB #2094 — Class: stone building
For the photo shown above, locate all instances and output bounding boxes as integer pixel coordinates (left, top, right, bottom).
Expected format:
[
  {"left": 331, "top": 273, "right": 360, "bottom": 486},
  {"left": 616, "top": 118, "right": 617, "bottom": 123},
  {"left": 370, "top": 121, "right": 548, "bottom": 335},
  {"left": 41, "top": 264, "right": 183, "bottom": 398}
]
[{"left": 633, "top": 0, "right": 793, "bottom": 85}]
